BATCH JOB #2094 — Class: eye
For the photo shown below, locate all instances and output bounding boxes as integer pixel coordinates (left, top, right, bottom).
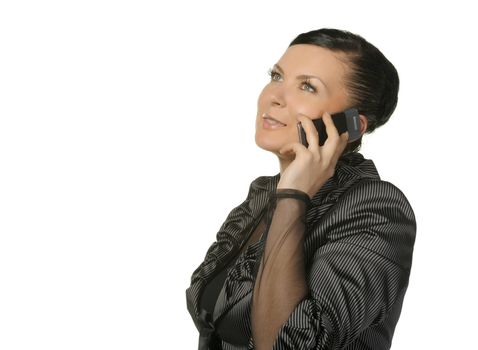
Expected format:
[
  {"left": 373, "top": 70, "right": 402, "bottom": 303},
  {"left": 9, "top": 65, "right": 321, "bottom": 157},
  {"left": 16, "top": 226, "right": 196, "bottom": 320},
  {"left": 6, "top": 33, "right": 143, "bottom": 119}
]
[
  {"left": 267, "top": 68, "right": 282, "bottom": 81},
  {"left": 301, "top": 79, "right": 317, "bottom": 93},
  {"left": 267, "top": 68, "right": 318, "bottom": 94}
]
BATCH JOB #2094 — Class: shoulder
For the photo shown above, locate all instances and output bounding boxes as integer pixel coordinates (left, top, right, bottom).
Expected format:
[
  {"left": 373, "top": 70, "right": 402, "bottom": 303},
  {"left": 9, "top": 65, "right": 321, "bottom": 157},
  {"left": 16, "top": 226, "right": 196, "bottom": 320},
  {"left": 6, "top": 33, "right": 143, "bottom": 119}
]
[
  {"left": 305, "top": 160, "right": 416, "bottom": 266},
  {"left": 320, "top": 178, "right": 416, "bottom": 268},
  {"left": 331, "top": 178, "right": 416, "bottom": 236},
  {"left": 331, "top": 152, "right": 415, "bottom": 221},
  {"left": 340, "top": 179, "right": 415, "bottom": 216}
]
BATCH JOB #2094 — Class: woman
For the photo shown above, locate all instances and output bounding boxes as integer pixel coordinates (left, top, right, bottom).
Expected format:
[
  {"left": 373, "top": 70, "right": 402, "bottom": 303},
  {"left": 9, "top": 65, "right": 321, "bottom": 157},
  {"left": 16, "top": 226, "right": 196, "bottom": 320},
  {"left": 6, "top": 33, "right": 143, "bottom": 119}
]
[{"left": 186, "top": 28, "right": 416, "bottom": 350}]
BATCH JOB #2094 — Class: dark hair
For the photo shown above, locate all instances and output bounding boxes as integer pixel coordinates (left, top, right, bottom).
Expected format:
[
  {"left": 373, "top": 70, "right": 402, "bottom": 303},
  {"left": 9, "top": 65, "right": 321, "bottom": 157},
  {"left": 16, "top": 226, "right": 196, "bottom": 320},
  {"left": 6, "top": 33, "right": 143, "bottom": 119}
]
[{"left": 289, "top": 28, "right": 399, "bottom": 153}]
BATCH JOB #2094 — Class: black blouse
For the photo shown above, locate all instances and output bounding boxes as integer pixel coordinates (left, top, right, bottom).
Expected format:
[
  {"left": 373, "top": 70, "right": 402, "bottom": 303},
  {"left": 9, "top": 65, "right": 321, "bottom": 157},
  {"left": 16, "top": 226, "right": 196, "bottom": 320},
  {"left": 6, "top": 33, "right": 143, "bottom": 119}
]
[
  {"left": 199, "top": 250, "right": 245, "bottom": 344},
  {"left": 198, "top": 205, "right": 269, "bottom": 346}
]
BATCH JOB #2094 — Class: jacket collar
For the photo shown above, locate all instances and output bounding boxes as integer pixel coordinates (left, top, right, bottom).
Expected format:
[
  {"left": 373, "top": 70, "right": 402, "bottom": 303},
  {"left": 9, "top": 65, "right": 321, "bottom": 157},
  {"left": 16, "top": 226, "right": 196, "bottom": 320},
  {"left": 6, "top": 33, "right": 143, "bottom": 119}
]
[{"left": 263, "top": 151, "right": 380, "bottom": 201}]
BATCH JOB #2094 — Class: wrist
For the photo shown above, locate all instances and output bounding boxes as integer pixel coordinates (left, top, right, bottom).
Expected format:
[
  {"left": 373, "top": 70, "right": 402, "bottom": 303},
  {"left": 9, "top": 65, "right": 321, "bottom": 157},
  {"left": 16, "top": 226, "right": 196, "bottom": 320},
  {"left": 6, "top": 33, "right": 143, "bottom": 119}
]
[{"left": 274, "top": 188, "right": 311, "bottom": 208}]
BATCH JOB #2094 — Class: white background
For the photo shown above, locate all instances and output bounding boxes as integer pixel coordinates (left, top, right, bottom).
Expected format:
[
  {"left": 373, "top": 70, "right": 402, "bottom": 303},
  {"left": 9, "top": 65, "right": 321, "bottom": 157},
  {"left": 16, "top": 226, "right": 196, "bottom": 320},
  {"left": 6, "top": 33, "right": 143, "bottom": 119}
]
[{"left": 1, "top": 0, "right": 476, "bottom": 349}]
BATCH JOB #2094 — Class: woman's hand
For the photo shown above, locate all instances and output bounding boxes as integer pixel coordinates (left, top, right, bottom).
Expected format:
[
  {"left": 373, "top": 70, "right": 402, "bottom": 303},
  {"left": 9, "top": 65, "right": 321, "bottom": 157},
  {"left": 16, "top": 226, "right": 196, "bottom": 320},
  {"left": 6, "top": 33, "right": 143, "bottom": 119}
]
[{"left": 277, "top": 112, "right": 349, "bottom": 199}]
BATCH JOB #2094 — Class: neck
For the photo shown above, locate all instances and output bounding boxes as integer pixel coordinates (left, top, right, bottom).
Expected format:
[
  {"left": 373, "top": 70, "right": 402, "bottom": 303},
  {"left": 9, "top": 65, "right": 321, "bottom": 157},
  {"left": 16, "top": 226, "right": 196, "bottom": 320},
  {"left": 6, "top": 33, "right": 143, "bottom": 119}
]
[
  {"left": 277, "top": 150, "right": 353, "bottom": 178},
  {"left": 278, "top": 155, "right": 292, "bottom": 177}
]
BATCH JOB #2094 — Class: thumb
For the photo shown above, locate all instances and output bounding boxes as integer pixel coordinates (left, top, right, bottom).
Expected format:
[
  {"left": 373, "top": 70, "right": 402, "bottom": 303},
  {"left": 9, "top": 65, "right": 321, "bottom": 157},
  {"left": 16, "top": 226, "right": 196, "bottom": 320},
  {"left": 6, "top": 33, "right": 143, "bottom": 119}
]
[
  {"left": 279, "top": 144, "right": 294, "bottom": 155},
  {"left": 279, "top": 142, "right": 304, "bottom": 156}
]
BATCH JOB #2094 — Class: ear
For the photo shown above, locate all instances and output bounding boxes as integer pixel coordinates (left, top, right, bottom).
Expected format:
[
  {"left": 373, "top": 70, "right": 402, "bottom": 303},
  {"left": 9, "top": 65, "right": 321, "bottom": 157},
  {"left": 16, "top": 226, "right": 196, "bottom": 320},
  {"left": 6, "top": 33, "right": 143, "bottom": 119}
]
[{"left": 358, "top": 114, "right": 368, "bottom": 136}]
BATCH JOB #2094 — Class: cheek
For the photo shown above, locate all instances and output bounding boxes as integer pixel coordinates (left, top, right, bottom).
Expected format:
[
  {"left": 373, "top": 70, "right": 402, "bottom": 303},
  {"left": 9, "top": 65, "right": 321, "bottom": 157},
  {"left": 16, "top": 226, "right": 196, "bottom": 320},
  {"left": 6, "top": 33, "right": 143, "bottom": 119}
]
[{"left": 292, "top": 96, "right": 325, "bottom": 118}]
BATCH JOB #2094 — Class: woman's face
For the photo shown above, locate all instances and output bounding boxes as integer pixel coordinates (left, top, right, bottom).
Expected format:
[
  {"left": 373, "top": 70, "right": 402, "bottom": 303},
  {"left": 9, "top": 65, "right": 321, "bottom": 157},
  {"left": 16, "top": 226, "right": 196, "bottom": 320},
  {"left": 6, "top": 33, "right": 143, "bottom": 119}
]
[{"left": 255, "top": 44, "right": 352, "bottom": 156}]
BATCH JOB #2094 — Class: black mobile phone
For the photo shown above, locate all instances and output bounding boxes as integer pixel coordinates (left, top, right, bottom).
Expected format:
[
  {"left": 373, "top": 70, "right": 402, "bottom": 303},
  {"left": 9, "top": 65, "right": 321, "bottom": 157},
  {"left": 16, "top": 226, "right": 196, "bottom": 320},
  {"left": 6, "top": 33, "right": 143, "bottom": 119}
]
[{"left": 297, "top": 108, "right": 361, "bottom": 147}]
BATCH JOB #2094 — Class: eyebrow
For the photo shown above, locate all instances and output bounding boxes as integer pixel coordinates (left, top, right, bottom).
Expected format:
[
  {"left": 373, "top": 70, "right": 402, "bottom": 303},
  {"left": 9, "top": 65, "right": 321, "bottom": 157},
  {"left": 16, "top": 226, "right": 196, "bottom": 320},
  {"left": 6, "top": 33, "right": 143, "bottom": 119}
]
[{"left": 273, "top": 64, "right": 329, "bottom": 91}]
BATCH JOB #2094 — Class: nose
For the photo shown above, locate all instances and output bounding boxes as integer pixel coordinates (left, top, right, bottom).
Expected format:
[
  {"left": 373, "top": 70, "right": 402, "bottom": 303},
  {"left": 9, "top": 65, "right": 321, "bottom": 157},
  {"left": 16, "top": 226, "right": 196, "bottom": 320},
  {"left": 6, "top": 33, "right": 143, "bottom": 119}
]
[{"left": 267, "top": 85, "right": 286, "bottom": 107}]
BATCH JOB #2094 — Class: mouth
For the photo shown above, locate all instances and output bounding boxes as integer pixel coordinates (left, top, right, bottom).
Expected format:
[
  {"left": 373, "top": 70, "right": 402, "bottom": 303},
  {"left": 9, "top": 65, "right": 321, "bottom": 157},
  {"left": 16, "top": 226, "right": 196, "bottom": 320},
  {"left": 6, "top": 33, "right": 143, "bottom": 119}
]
[{"left": 262, "top": 113, "right": 287, "bottom": 127}]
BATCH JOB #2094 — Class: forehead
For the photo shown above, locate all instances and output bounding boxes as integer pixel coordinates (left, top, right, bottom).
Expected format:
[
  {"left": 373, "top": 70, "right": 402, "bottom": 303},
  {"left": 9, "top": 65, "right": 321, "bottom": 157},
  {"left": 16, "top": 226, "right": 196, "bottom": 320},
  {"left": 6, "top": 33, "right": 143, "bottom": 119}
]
[{"left": 276, "top": 44, "right": 350, "bottom": 89}]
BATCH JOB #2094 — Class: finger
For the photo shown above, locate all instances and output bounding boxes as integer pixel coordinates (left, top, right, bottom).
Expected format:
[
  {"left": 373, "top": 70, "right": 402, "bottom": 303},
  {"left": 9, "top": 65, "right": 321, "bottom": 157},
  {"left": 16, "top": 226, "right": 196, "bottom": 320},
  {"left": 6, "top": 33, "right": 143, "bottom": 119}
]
[
  {"left": 324, "top": 130, "right": 348, "bottom": 162},
  {"left": 340, "top": 131, "right": 349, "bottom": 144},
  {"left": 335, "top": 131, "right": 349, "bottom": 159},
  {"left": 297, "top": 115, "right": 320, "bottom": 152},
  {"left": 322, "top": 112, "right": 340, "bottom": 142},
  {"left": 321, "top": 113, "right": 349, "bottom": 161},
  {"left": 279, "top": 142, "right": 308, "bottom": 157}
]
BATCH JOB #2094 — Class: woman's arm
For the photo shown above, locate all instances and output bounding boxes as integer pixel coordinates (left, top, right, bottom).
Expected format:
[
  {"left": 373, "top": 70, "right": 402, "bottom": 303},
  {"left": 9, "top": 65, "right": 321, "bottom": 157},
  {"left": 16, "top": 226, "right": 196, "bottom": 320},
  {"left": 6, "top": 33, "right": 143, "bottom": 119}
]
[{"left": 251, "top": 188, "right": 311, "bottom": 350}]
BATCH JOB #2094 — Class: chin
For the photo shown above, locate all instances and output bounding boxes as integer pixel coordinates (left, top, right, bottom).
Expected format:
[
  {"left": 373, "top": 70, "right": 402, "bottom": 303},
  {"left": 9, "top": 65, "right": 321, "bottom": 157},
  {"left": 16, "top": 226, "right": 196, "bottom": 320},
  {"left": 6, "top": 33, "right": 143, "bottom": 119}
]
[{"left": 254, "top": 132, "right": 282, "bottom": 154}]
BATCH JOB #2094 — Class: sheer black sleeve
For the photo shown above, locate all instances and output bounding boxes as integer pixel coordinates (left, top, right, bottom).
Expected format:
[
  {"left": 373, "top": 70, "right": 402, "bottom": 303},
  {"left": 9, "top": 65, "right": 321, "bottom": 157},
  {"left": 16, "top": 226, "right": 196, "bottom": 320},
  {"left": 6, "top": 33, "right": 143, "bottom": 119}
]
[{"left": 251, "top": 188, "right": 311, "bottom": 350}]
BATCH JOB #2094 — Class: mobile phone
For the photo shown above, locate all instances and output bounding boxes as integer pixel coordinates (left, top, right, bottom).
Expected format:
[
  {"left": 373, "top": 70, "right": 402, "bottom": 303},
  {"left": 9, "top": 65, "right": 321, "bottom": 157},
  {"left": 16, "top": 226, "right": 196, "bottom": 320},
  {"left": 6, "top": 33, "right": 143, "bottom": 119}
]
[{"left": 297, "top": 108, "right": 361, "bottom": 147}]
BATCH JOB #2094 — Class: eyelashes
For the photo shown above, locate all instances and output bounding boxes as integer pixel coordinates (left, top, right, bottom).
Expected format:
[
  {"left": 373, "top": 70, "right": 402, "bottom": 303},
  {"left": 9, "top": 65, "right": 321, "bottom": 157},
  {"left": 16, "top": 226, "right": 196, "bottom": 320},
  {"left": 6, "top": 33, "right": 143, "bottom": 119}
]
[
  {"left": 267, "top": 68, "right": 281, "bottom": 81},
  {"left": 267, "top": 68, "right": 318, "bottom": 94}
]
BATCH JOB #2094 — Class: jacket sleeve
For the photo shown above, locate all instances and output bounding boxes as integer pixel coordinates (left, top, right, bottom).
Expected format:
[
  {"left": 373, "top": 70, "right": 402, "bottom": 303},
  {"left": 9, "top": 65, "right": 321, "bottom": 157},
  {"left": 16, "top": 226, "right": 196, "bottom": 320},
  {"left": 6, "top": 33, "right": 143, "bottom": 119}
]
[{"left": 249, "top": 180, "right": 416, "bottom": 350}]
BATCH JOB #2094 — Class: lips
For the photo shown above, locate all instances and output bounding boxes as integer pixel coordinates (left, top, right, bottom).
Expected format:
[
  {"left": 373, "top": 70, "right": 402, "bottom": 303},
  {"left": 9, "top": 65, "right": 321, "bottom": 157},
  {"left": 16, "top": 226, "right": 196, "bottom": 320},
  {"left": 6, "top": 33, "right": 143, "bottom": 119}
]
[{"left": 262, "top": 113, "right": 287, "bottom": 126}]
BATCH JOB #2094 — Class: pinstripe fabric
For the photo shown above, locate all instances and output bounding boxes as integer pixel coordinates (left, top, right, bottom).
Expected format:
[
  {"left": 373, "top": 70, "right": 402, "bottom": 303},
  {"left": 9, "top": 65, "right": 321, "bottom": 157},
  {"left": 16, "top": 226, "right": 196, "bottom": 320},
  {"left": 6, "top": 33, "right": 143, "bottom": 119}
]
[{"left": 185, "top": 152, "right": 416, "bottom": 349}]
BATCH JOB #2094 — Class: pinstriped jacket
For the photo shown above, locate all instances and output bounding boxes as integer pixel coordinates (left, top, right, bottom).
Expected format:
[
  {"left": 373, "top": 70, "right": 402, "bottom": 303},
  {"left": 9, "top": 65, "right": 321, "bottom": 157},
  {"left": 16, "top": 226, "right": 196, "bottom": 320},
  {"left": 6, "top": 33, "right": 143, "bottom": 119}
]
[{"left": 186, "top": 152, "right": 416, "bottom": 349}]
